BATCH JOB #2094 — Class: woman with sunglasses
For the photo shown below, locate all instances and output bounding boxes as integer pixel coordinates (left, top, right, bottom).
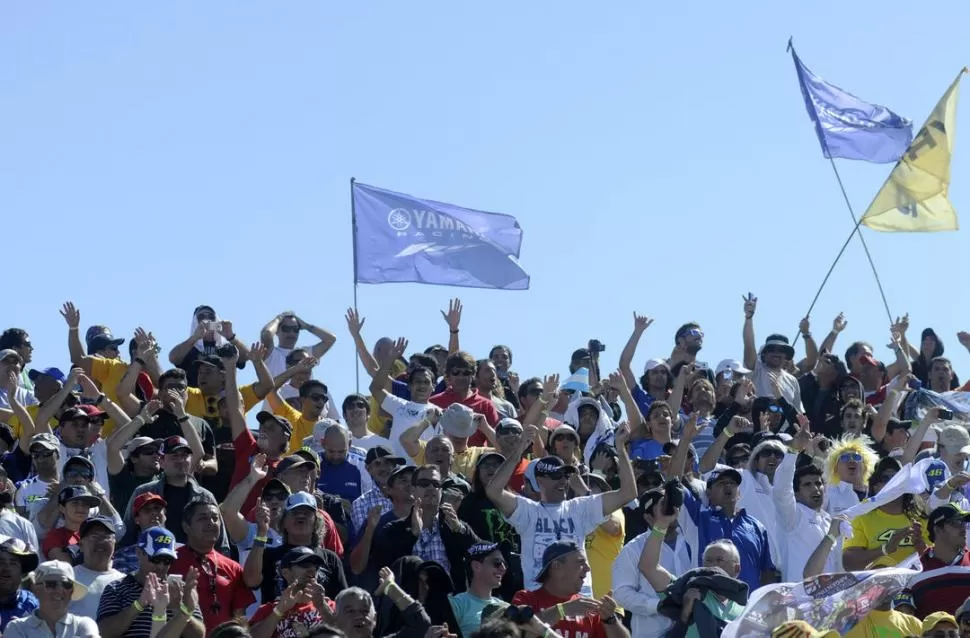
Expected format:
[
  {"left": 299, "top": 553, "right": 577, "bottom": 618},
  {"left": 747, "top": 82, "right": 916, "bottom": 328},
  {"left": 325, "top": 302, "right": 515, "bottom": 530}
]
[{"left": 4, "top": 560, "right": 97, "bottom": 638}]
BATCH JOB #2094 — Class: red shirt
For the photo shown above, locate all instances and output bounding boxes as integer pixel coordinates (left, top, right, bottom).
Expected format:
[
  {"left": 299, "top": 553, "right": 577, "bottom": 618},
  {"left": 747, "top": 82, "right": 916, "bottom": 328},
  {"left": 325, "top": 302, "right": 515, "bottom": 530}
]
[
  {"left": 509, "top": 458, "right": 529, "bottom": 493},
  {"left": 912, "top": 548, "right": 970, "bottom": 618},
  {"left": 41, "top": 527, "right": 79, "bottom": 560},
  {"left": 249, "top": 601, "right": 335, "bottom": 638},
  {"left": 229, "top": 430, "right": 282, "bottom": 514},
  {"left": 513, "top": 589, "right": 606, "bottom": 638},
  {"left": 430, "top": 389, "right": 500, "bottom": 446},
  {"left": 171, "top": 546, "right": 255, "bottom": 633}
]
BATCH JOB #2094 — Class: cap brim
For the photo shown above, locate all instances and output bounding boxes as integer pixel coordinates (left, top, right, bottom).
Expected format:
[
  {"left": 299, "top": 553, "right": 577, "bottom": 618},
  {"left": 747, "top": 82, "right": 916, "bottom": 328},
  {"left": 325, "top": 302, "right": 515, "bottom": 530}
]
[
  {"left": 368, "top": 454, "right": 406, "bottom": 466},
  {"left": 164, "top": 445, "right": 191, "bottom": 454},
  {"left": 287, "top": 555, "right": 326, "bottom": 568},
  {"left": 537, "top": 465, "right": 578, "bottom": 477},
  {"left": 29, "top": 442, "right": 58, "bottom": 452},
  {"left": 67, "top": 496, "right": 103, "bottom": 507},
  {"left": 147, "top": 548, "right": 177, "bottom": 559}
]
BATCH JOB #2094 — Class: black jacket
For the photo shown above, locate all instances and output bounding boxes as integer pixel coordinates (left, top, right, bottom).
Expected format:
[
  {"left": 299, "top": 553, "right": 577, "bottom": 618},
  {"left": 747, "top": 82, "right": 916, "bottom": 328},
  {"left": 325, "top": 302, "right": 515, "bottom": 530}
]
[
  {"left": 657, "top": 567, "right": 748, "bottom": 638},
  {"left": 374, "top": 507, "right": 482, "bottom": 592}
]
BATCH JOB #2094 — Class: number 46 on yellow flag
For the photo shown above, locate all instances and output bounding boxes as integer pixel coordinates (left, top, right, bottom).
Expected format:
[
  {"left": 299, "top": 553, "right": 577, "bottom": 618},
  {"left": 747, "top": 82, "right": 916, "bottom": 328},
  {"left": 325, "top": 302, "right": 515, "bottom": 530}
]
[{"left": 861, "top": 68, "right": 968, "bottom": 232}]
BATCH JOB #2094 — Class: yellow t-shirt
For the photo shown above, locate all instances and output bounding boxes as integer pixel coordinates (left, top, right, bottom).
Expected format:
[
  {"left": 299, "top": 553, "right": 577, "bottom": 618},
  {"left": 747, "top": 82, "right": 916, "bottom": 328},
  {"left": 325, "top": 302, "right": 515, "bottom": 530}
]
[
  {"left": 843, "top": 609, "right": 921, "bottom": 638},
  {"left": 3, "top": 405, "right": 53, "bottom": 440},
  {"left": 185, "top": 385, "right": 260, "bottom": 425},
  {"left": 844, "top": 508, "right": 929, "bottom": 567},
  {"left": 90, "top": 356, "right": 129, "bottom": 435},
  {"left": 368, "top": 361, "right": 409, "bottom": 436},
  {"left": 272, "top": 401, "right": 319, "bottom": 454},
  {"left": 410, "top": 440, "right": 488, "bottom": 481},
  {"left": 586, "top": 511, "right": 625, "bottom": 606}
]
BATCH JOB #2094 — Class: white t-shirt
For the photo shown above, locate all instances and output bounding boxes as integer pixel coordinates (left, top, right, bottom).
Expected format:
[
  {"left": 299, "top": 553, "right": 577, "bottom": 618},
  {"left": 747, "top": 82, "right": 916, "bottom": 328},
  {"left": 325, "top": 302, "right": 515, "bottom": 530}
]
[
  {"left": 15, "top": 476, "right": 51, "bottom": 525},
  {"left": 352, "top": 432, "right": 392, "bottom": 452},
  {"left": 381, "top": 394, "right": 439, "bottom": 460},
  {"left": 752, "top": 360, "right": 804, "bottom": 411},
  {"left": 0, "top": 508, "right": 38, "bottom": 552},
  {"left": 265, "top": 346, "right": 293, "bottom": 378},
  {"left": 506, "top": 493, "right": 606, "bottom": 596},
  {"left": 71, "top": 565, "right": 124, "bottom": 619}
]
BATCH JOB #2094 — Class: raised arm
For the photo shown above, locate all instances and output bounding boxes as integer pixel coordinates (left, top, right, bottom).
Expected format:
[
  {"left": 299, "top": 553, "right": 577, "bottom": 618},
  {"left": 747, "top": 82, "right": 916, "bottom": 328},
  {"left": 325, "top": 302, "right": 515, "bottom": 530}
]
[
  {"left": 220, "top": 347, "right": 248, "bottom": 442},
  {"left": 666, "top": 365, "right": 690, "bottom": 414},
  {"left": 885, "top": 330, "right": 909, "bottom": 380},
  {"left": 221, "top": 455, "right": 267, "bottom": 543},
  {"left": 619, "top": 313, "right": 653, "bottom": 390},
  {"left": 294, "top": 314, "right": 337, "bottom": 360},
  {"left": 31, "top": 368, "right": 83, "bottom": 440},
  {"left": 259, "top": 312, "right": 286, "bottom": 353},
  {"left": 669, "top": 415, "right": 701, "bottom": 478},
  {"left": 485, "top": 424, "right": 537, "bottom": 516},
  {"left": 902, "top": 407, "right": 940, "bottom": 464},
  {"left": 106, "top": 400, "right": 161, "bottom": 475},
  {"left": 345, "top": 308, "right": 380, "bottom": 376},
  {"left": 441, "top": 298, "right": 462, "bottom": 354},
  {"left": 60, "top": 302, "right": 92, "bottom": 373},
  {"left": 804, "top": 518, "right": 843, "bottom": 579},
  {"left": 742, "top": 294, "right": 758, "bottom": 371},
  {"left": 599, "top": 422, "right": 637, "bottom": 515},
  {"left": 772, "top": 421, "right": 812, "bottom": 532},
  {"left": 167, "top": 323, "right": 207, "bottom": 367},
  {"left": 399, "top": 409, "right": 440, "bottom": 460},
  {"left": 870, "top": 384, "right": 906, "bottom": 444},
  {"left": 245, "top": 341, "right": 276, "bottom": 400},
  {"left": 818, "top": 313, "right": 847, "bottom": 357},
  {"left": 4, "top": 373, "right": 36, "bottom": 450},
  {"left": 639, "top": 499, "right": 679, "bottom": 593},
  {"left": 796, "top": 317, "right": 819, "bottom": 374},
  {"left": 369, "top": 338, "right": 408, "bottom": 405},
  {"left": 609, "top": 371, "right": 644, "bottom": 436}
]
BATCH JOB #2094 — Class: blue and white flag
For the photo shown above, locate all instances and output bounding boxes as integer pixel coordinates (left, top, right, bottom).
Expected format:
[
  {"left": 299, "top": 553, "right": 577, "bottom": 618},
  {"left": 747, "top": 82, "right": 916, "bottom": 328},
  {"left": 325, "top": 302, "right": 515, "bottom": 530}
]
[
  {"left": 352, "top": 182, "right": 530, "bottom": 291},
  {"left": 789, "top": 41, "right": 913, "bottom": 163}
]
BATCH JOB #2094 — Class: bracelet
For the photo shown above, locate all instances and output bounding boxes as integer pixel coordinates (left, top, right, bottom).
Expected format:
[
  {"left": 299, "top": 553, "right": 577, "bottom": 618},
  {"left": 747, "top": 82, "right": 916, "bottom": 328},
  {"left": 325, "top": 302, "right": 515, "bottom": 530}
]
[
  {"left": 224, "top": 334, "right": 236, "bottom": 341},
  {"left": 69, "top": 327, "right": 79, "bottom": 332},
  {"left": 556, "top": 603, "right": 566, "bottom": 620},
  {"left": 450, "top": 329, "right": 459, "bottom": 334},
  {"left": 824, "top": 534, "right": 837, "bottom": 544},
  {"left": 802, "top": 333, "right": 812, "bottom": 339},
  {"left": 134, "top": 357, "right": 147, "bottom": 367},
  {"left": 254, "top": 535, "right": 268, "bottom": 544},
  {"left": 722, "top": 428, "right": 735, "bottom": 438},
  {"left": 179, "top": 603, "right": 194, "bottom": 617},
  {"left": 151, "top": 614, "right": 167, "bottom": 622},
  {"left": 95, "top": 393, "right": 106, "bottom": 406},
  {"left": 880, "top": 543, "right": 888, "bottom": 556},
  {"left": 271, "top": 607, "right": 285, "bottom": 619},
  {"left": 543, "top": 629, "right": 554, "bottom": 638},
  {"left": 132, "top": 600, "right": 146, "bottom": 612},
  {"left": 177, "top": 415, "right": 190, "bottom": 423},
  {"left": 602, "top": 614, "right": 618, "bottom": 625},
  {"left": 650, "top": 526, "right": 668, "bottom": 537}
]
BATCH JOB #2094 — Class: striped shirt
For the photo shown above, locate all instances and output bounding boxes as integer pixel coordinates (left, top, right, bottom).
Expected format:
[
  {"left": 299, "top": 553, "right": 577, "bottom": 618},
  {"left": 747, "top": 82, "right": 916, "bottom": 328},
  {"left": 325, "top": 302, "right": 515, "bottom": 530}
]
[{"left": 97, "top": 574, "right": 203, "bottom": 638}]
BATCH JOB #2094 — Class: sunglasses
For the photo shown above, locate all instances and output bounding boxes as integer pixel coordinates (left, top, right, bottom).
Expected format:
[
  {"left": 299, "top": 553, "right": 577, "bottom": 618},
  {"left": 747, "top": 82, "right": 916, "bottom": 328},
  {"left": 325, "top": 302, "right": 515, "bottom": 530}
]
[
  {"left": 684, "top": 329, "right": 704, "bottom": 338},
  {"left": 758, "top": 449, "right": 785, "bottom": 460},
  {"left": 449, "top": 369, "right": 474, "bottom": 377},
  {"left": 199, "top": 557, "right": 222, "bottom": 615},
  {"left": 263, "top": 491, "right": 288, "bottom": 502},
  {"left": 149, "top": 556, "right": 174, "bottom": 566},
  {"left": 163, "top": 384, "right": 188, "bottom": 393},
  {"left": 42, "top": 580, "right": 74, "bottom": 592},
  {"left": 415, "top": 478, "right": 442, "bottom": 489},
  {"left": 30, "top": 450, "right": 55, "bottom": 459},
  {"left": 136, "top": 448, "right": 160, "bottom": 457},
  {"left": 526, "top": 388, "right": 542, "bottom": 397},
  {"left": 728, "top": 456, "right": 750, "bottom": 466},
  {"left": 280, "top": 325, "right": 300, "bottom": 334},
  {"left": 539, "top": 471, "right": 569, "bottom": 481},
  {"left": 308, "top": 394, "right": 328, "bottom": 403},
  {"left": 347, "top": 401, "right": 368, "bottom": 410},
  {"left": 839, "top": 452, "right": 863, "bottom": 463},
  {"left": 65, "top": 470, "right": 93, "bottom": 480},
  {"left": 487, "top": 558, "right": 507, "bottom": 569}
]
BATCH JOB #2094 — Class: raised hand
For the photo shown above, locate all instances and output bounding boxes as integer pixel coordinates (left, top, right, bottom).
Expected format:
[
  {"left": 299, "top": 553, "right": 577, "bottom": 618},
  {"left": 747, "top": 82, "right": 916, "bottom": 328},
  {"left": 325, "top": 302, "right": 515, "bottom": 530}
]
[
  {"left": 375, "top": 566, "right": 395, "bottom": 597},
  {"left": 251, "top": 454, "right": 269, "bottom": 480},
  {"left": 440, "top": 503, "right": 461, "bottom": 532},
  {"left": 743, "top": 293, "right": 758, "bottom": 318},
  {"left": 799, "top": 316, "right": 810, "bottom": 336},
  {"left": 424, "top": 405, "right": 442, "bottom": 425},
  {"left": 390, "top": 337, "right": 409, "bottom": 361},
  {"left": 249, "top": 341, "right": 268, "bottom": 362},
  {"left": 410, "top": 505, "right": 423, "bottom": 536},
  {"left": 959, "top": 331, "right": 970, "bottom": 349},
  {"left": 541, "top": 374, "right": 560, "bottom": 403},
  {"left": 892, "top": 313, "right": 910, "bottom": 336},
  {"left": 633, "top": 313, "right": 654, "bottom": 331},
  {"left": 791, "top": 416, "right": 812, "bottom": 452},
  {"left": 139, "top": 399, "right": 163, "bottom": 422},
  {"left": 614, "top": 421, "right": 631, "bottom": 449},
  {"left": 254, "top": 497, "right": 271, "bottom": 536},
  {"left": 833, "top": 313, "right": 848, "bottom": 334},
  {"left": 77, "top": 373, "right": 99, "bottom": 399},
  {"left": 607, "top": 371, "right": 626, "bottom": 392},
  {"left": 60, "top": 302, "right": 80, "bottom": 329},
  {"left": 165, "top": 388, "right": 186, "bottom": 418},
  {"left": 345, "top": 308, "right": 365, "bottom": 335},
  {"left": 277, "top": 581, "right": 311, "bottom": 614},
  {"left": 681, "top": 414, "right": 702, "bottom": 441},
  {"left": 296, "top": 355, "right": 319, "bottom": 372},
  {"left": 441, "top": 299, "right": 463, "bottom": 332}
]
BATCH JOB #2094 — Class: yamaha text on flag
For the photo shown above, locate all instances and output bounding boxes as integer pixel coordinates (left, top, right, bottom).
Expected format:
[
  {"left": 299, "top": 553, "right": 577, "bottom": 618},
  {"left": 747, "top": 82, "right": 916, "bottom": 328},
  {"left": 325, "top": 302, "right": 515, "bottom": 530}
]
[
  {"left": 352, "top": 182, "right": 530, "bottom": 291},
  {"left": 789, "top": 40, "right": 913, "bottom": 163}
]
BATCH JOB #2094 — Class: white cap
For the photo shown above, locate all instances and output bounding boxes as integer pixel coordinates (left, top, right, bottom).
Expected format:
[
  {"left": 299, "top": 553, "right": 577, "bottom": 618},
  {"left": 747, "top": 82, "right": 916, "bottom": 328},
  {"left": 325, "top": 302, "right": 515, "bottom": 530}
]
[
  {"left": 312, "top": 418, "right": 341, "bottom": 444},
  {"left": 32, "top": 560, "right": 89, "bottom": 601},
  {"left": 715, "top": 359, "right": 752, "bottom": 377},
  {"left": 643, "top": 358, "right": 668, "bottom": 374}
]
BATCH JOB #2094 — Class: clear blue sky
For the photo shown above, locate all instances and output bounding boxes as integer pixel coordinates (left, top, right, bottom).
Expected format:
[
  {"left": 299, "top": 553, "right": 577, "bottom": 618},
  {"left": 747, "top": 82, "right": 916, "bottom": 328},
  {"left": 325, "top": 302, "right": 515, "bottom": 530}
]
[{"left": 2, "top": 3, "right": 968, "bottom": 409}]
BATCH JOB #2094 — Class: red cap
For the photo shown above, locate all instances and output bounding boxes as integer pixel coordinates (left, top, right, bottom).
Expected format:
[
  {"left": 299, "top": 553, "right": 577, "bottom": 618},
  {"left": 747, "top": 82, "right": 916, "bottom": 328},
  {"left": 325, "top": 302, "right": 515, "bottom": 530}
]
[
  {"left": 133, "top": 492, "right": 167, "bottom": 515},
  {"left": 77, "top": 404, "right": 107, "bottom": 418}
]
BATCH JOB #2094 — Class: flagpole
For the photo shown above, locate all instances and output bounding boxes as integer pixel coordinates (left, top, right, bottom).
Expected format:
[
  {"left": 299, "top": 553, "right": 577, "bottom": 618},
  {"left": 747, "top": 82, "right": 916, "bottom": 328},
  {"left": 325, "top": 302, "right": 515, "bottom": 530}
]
[
  {"left": 350, "top": 176, "right": 360, "bottom": 393},
  {"left": 826, "top": 158, "right": 894, "bottom": 324}
]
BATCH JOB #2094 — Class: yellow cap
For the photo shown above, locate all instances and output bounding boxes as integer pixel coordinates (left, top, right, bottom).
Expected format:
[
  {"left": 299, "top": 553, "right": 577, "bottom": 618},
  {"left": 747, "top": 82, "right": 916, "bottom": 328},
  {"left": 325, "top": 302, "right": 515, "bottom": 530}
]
[
  {"left": 922, "top": 611, "right": 959, "bottom": 634},
  {"left": 771, "top": 620, "right": 839, "bottom": 638}
]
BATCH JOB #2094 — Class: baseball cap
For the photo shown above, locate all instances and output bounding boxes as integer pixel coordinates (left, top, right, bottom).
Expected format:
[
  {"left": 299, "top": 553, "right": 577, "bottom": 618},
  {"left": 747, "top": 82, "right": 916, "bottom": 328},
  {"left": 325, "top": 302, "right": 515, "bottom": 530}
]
[
  {"left": 256, "top": 411, "right": 294, "bottom": 438},
  {"left": 365, "top": 445, "right": 406, "bottom": 466},
  {"left": 922, "top": 611, "right": 959, "bottom": 635},
  {"left": 886, "top": 418, "right": 913, "bottom": 432},
  {"left": 638, "top": 487, "right": 665, "bottom": 515},
  {"left": 137, "top": 526, "right": 178, "bottom": 559},
  {"left": 311, "top": 418, "right": 340, "bottom": 444},
  {"left": 387, "top": 465, "right": 416, "bottom": 485},
  {"left": 939, "top": 425, "right": 970, "bottom": 454},
  {"left": 27, "top": 367, "right": 66, "bottom": 384},
  {"left": 643, "top": 358, "right": 668, "bottom": 374},
  {"left": 495, "top": 418, "right": 523, "bottom": 435},
  {"left": 29, "top": 433, "right": 59, "bottom": 452},
  {"left": 58, "top": 407, "right": 90, "bottom": 424},
  {"left": 124, "top": 437, "right": 161, "bottom": 461},
  {"left": 280, "top": 546, "right": 326, "bottom": 568},
  {"left": 76, "top": 404, "right": 107, "bottom": 419},
  {"left": 549, "top": 425, "right": 580, "bottom": 444},
  {"left": 536, "top": 540, "right": 582, "bottom": 581},
  {"left": 133, "top": 493, "right": 167, "bottom": 515},
  {"left": 32, "top": 560, "right": 89, "bottom": 601},
  {"left": 523, "top": 460, "right": 540, "bottom": 493},
  {"left": 466, "top": 542, "right": 500, "bottom": 562},
  {"left": 570, "top": 348, "right": 590, "bottom": 362},
  {"left": 771, "top": 620, "right": 839, "bottom": 638},
  {"left": 275, "top": 455, "right": 313, "bottom": 475},
  {"left": 294, "top": 447, "right": 320, "bottom": 468},
  {"left": 284, "top": 492, "right": 317, "bottom": 512},
  {"left": 57, "top": 485, "right": 101, "bottom": 508},
  {"left": 706, "top": 467, "right": 742, "bottom": 488},
  {"left": 0, "top": 536, "right": 38, "bottom": 572},
  {"left": 892, "top": 590, "right": 915, "bottom": 611},
  {"left": 80, "top": 516, "right": 117, "bottom": 537},
  {"left": 262, "top": 478, "right": 290, "bottom": 497},
  {"left": 715, "top": 359, "right": 752, "bottom": 377},
  {"left": 439, "top": 403, "right": 476, "bottom": 439},
  {"left": 533, "top": 456, "right": 578, "bottom": 477},
  {"left": 160, "top": 436, "right": 191, "bottom": 455},
  {"left": 0, "top": 349, "right": 22, "bottom": 364},
  {"left": 929, "top": 504, "right": 970, "bottom": 540},
  {"left": 193, "top": 355, "right": 225, "bottom": 371},
  {"left": 63, "top": 455, "right": 95, "bottom": 474},
  {"left": 476, "top": 452, "right": 506, "bottom": 468}
]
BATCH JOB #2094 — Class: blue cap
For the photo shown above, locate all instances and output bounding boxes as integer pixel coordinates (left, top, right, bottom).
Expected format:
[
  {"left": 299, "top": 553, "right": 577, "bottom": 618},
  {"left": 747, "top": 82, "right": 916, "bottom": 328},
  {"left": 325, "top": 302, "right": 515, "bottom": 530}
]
[
  {"left": 27, "top": 368, "right": 66, "bottom": 384},
  {"left": 284, "top": 492, "right": 317, "bottom": 512},
  {"left": 137, "top": 526, "right": 178, "bottom": 559}
]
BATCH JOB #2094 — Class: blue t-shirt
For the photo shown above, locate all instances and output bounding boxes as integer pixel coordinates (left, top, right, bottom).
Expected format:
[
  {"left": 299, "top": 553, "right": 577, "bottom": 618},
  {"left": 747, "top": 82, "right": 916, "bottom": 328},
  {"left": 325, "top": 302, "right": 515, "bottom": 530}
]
[
  {"left": 317, "top": 461, "right": 363, "bottom": 503},
  {"left": 0, "top": 589, "right": 38, "bottom": 632},
  {"left": 630, "top": 439, "right": 665, "bottom": 461}
]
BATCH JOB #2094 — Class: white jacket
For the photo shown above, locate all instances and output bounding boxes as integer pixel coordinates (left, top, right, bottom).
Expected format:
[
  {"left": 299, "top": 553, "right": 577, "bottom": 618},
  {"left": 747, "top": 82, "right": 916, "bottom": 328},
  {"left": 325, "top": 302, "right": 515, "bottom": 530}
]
[{"left": 772, "top": 452, "right": 838, "bottom": 581}]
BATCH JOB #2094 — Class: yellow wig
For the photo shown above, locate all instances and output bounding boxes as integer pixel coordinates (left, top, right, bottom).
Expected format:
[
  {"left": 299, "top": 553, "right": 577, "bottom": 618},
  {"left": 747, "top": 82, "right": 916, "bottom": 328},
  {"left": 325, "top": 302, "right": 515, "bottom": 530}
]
[{"left": 824, "top": 434, "right": 880, "bottom": 485}]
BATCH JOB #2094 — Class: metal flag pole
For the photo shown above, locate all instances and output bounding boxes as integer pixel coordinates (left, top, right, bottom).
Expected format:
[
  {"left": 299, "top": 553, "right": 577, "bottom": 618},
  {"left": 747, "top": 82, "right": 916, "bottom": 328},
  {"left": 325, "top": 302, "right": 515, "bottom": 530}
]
[{"left": 350, "top": 176, "right": 360, "bottom": 393}]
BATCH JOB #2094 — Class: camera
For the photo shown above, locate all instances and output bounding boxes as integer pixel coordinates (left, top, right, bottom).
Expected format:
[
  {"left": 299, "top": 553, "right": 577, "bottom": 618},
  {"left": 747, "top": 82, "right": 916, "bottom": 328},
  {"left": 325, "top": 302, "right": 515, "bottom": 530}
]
[
  {"left": 503, "top": 605, "right": 535, "bottom": 625},
  {"left": 938, "top": 408, "right": 954, "bottom": 420},
  {"left": 663, "top": 478, "right": 684, "bottom": 516},
  {"left": 588, "top": 339, "right": 606, "bottom": 353},
  {"left": 216, "top": 343, "right": 238, "bottom": 359}
]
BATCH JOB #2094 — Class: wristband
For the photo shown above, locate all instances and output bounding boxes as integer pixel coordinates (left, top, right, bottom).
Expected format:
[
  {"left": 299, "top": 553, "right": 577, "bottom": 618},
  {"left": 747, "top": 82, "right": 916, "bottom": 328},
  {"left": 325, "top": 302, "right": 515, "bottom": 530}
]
[
  {"left": 253, "top": 539, "right": 267, "bottom": 548},
  {"left": 179, "top": 603, "right": 194, "bottom": 617},
  {"left": 271, "top": 607, "right": 285, "bottom": 619},
  {"left": 254, "top": 535, "right": 268, "bottom": 544},
  {"left": 224, "top": 334, "right": 236, "bottom": 342},
  {"left": 650, "top": 526, "right": 668, "bottom": 537},
  {"left": 722, "top": 428, "right": 735, "bottom": 438},
  {"left": 95, "top": 393, "right": 106, "bottom": 406},
  {"left": 556, "top": 603, "right": 566, "bottom": 620},
  {"left": 132, "top": 600, "right": 146, "bottom": 612},
  {"left": 602, "top": 614, "right": 617, "bottom": 625},
  {"left": 69, "top": 327, "right": 79, "bottom": 332},
  {"left": 151, "top": 614, "right": 167, "bottom": 622},
  {"left": 880, "top": 543, "right": 888, "bottom": 556},
  {"left": 177, "top": 415, "right": 190, "bottom": 423},
  {"left": 450, "top": 329, "right": 459, "bottom": 334},
  {"left": 824, "top": 534, "right": 837, "bottom": 544},
  {"left": 134, "top": 357, "right": 147, "bottom": 367}
]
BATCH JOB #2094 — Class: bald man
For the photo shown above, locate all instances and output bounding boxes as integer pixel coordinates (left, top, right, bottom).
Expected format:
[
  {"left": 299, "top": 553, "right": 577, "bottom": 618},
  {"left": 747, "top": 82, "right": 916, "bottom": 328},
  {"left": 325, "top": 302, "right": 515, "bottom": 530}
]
[{"left": 317, "top": 425, "right": 366, "bottom": 502}]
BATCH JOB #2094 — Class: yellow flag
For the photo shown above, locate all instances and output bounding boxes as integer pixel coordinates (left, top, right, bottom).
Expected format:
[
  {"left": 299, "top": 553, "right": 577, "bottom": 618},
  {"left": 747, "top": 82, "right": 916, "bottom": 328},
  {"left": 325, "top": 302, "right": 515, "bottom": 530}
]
[{"left": 861, "top": 68, "right": 967, "bottom": 232}]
